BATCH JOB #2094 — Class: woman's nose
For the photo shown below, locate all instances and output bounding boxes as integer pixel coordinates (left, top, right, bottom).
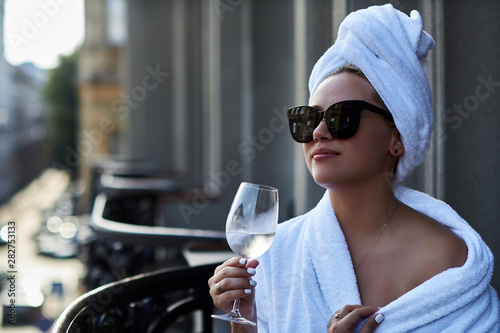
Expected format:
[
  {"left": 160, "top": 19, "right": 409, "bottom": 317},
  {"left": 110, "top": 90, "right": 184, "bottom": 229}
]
[{"left": 312, "top": 119, "right": 334, "bottom": 142}]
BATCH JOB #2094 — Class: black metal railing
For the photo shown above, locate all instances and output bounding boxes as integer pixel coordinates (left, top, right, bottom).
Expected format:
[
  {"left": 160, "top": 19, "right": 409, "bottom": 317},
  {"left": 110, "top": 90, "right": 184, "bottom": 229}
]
[
  {"left": 56, "top": 165, "right": 230, "bottom": 332},
  {"left": 50, "top": 263, "right": 218, "bottom": 333},
  {"left": 78, "top": 171, "right": 227, "bottom": 289}
]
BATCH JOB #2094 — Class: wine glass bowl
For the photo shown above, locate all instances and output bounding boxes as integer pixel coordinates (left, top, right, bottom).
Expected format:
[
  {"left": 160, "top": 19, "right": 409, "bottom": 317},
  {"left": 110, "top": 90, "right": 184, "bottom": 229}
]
[
  {"left": 226, "top": 184, "right": 278, "bottom": 259},
  {"left": 212, "top": 182, "right": 279, "bottom": 326}
]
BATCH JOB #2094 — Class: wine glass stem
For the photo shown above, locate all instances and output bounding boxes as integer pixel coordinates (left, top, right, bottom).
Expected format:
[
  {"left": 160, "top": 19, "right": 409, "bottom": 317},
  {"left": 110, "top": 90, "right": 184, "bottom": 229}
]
[{"left": 231, "top": 298, "right": 241, "bottom": 315}]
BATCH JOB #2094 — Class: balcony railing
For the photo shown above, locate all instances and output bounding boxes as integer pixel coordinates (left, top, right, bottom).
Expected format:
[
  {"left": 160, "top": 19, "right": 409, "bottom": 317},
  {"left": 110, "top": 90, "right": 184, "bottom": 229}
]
[
  {"left": 51, "top": 167, "right": 232, "bottom": 332},
  {"left": 79, "top": 169, "right": 228, "bottom": 289},
  {"left": 50, "top": 263, "right": 218, "bottom": 333}
]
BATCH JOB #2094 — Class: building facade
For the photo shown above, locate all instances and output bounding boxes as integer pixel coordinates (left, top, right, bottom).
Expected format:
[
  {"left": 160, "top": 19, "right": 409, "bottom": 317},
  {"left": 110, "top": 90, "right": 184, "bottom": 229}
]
[
  {"left": 75, "top": 0, "right": 127, "bottom": 210},
  {"left": 0, "top": 0, "right": 49, "bottom": 204}
]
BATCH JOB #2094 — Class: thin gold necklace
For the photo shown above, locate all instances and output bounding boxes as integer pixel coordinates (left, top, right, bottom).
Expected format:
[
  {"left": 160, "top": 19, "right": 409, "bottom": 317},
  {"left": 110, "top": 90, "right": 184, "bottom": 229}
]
[{"left": 354, "top": 201, "right": 399, "bottom": 272}]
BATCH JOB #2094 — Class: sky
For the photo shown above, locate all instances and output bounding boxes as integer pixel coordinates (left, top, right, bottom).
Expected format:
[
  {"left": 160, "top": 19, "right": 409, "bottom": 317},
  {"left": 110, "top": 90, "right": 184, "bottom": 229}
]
[{"left": 3, "top": 0, "right": 85, "bottom": 69}]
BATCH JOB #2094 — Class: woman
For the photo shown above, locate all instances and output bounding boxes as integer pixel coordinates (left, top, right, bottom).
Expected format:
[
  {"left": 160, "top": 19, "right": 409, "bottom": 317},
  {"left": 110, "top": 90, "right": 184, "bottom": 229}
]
[{"left": 209, "top": 4, "right": 499, "bottom": 333}]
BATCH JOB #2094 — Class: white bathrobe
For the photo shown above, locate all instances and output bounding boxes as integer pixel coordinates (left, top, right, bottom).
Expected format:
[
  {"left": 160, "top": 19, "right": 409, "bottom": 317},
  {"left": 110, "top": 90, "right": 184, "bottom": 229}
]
[{"left": 254, "top": 187, "right": 500, "bottom": 332}]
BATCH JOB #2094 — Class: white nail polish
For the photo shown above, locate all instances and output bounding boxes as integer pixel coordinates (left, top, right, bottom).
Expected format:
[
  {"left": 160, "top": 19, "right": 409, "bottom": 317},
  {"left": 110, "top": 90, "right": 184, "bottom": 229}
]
[
  {"left": 247, "top": 268, "right": 256, "bottom": 275},
  {"left": 249, "top": 279, "right": 257, "bottom": 286},
  {"left": 375, "top": 313, "right": 384, "bottom": 324},
  {"left": 239, "top": 258, "right": 247, "bottom": 265},
  {"left": 244, "top": 289, "right": 252, "bottom": 294}
]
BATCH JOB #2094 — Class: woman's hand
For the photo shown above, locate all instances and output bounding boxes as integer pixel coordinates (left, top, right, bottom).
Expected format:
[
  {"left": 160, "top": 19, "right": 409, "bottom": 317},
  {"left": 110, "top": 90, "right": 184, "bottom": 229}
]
[
  {"left": 327, "top": 305, "right": 384, "bottom": 333},
  {"left": 208, "top": 257, "right": 259, "bottom": 322}
]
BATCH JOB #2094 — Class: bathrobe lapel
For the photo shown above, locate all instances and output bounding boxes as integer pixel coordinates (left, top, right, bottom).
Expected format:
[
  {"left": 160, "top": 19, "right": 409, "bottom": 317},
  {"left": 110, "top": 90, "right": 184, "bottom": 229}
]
[{"left": 306, "top": 192, "right": 362, "bottom": 319}]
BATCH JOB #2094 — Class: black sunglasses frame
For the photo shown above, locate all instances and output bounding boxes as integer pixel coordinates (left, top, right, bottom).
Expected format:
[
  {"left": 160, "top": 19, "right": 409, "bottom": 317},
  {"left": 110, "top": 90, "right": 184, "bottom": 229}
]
[{"left": 286, "top": 100, "right": 393, "bottom": 143}]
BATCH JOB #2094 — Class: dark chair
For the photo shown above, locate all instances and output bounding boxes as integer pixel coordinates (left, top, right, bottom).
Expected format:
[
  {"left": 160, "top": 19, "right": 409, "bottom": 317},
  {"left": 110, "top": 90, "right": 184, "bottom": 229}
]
[{"left": 50, "top": 263, "right": 219, "bottom": 333}]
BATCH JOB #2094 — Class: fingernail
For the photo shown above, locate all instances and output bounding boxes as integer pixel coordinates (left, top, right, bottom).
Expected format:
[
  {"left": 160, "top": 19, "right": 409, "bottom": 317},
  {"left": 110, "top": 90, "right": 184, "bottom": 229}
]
[
  {"left": 375, "top": 313, "right": 384, "bottom": 324},
  {"left": 249, "top": 279, "right": 257, "bottom": 286},
  {"left": 244, "top": 289, "right": 252, "bottom": 294},
  {"left": 239, "top": 258, "right": 247, "bottom": 265},
  {"left": 247, "top": 268, "right": 256, "bottom": 275}
]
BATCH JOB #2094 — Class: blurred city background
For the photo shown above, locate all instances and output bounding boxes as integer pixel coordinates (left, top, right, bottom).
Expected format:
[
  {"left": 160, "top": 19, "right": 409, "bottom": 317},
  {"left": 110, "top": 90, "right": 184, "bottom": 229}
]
[{"left": 0, "top": 0, "right": 499, "bottom": 332}]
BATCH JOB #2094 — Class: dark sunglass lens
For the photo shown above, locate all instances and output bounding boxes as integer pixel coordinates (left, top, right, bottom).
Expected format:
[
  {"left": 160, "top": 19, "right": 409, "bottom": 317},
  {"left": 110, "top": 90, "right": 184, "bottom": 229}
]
[
  {"left": 287, "top": 107, "right": 316, "bottom": 143},
  {"left": 324, "top": 109, "right": 338, "bottom": 138},
  {"left": 335, "top": 102, "right": 362, "bottom": 139}
]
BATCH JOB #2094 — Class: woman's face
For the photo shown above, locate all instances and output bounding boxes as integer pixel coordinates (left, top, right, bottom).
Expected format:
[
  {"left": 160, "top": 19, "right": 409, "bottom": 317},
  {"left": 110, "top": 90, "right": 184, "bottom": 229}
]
[{"left": 304, "top": 72, "right": 397, "bottom": 189}]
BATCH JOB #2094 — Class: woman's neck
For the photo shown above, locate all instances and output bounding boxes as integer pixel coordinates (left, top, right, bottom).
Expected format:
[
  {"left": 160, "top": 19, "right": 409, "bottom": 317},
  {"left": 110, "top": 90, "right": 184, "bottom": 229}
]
[{"left": 327, "top": 179, "right": 398, "bottom": 237}]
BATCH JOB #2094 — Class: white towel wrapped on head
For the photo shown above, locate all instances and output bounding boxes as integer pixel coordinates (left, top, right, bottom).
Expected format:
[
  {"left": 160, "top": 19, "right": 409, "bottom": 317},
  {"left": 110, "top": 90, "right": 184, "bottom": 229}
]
[{"left": 308, "top": 4, "right": 435, "bottom": 183}]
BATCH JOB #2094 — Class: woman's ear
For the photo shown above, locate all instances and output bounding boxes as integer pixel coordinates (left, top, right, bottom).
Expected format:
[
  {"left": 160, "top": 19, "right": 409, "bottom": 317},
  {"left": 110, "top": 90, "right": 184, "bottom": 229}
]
[{"left": 390, "top": 129, "right": 404, "bottom": 156}]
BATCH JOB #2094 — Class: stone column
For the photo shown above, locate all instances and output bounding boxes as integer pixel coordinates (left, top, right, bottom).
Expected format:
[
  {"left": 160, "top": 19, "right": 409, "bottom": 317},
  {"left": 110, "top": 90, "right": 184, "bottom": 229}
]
[{"left": 443, "top": 0, "right": 500, "bottom": 290}]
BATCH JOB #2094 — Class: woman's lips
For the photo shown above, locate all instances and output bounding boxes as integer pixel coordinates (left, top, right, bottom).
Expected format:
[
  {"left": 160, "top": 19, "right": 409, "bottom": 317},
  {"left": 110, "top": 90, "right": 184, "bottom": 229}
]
[{"left": 312, "top": 148, "right": 339, "bottom": 160}]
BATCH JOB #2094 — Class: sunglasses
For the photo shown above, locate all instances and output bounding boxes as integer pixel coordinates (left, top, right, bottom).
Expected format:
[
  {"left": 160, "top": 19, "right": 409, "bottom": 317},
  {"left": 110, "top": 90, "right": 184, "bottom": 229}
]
[{"left": 286, "top": 100, "right": 393, "bottom": 143}]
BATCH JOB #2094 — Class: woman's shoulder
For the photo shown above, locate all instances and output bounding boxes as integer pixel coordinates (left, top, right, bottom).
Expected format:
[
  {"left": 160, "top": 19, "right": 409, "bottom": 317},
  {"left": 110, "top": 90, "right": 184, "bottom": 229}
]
[{"left": 396, "top": 204, "right": 468, "bottom": 281}]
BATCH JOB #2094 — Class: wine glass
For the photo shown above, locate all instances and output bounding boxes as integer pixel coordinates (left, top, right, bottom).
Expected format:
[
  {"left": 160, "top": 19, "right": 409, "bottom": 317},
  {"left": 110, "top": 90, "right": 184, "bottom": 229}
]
[{"left": 211, "top": 182, "right": 279, "bottom": 326}]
